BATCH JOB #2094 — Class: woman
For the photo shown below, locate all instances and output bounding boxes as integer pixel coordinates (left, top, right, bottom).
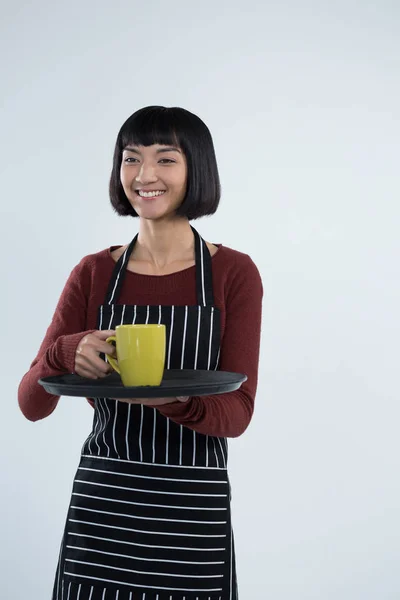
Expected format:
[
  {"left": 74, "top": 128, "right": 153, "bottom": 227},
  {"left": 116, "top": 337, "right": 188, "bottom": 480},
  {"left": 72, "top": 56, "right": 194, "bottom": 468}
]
[{"left": 18, "top": 106, "right": 263, "bottom": 600}]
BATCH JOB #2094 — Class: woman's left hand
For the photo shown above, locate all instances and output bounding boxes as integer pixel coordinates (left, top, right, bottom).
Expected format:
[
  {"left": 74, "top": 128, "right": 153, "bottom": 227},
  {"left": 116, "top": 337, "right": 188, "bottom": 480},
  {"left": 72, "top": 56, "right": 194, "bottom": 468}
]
[{"left": 111, "top": 396, "right": 190, "bottom": 406}]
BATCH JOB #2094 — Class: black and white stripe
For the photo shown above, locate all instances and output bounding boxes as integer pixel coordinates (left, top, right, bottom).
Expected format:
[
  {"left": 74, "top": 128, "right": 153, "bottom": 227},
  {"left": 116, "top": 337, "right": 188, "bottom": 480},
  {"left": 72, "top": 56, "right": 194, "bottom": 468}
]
[
  {"left": 81, "top": 302, "right": 225, "bottom": 467},
  {"left": 58, "top": 579, "right": 225, "bottom": 600},
  {"left": 53, "top": 227, "right": 238, "bottom": 600},
  {"left": 61, "top": 457, "right": 232, "bottom": 599}
]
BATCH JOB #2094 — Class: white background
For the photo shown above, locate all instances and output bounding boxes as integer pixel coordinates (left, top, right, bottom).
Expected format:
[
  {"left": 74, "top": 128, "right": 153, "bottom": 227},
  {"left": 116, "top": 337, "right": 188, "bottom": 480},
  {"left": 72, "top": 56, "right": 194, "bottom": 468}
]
[{"left": 1, "top": 1, "right": 399, "bottom": 598}]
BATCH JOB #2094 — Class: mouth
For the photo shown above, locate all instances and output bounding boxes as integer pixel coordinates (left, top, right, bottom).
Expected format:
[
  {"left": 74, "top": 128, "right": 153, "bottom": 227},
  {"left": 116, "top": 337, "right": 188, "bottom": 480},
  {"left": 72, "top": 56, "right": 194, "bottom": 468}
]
[{"left": 135, "top": 190, "right": 166, "bottom": 200}]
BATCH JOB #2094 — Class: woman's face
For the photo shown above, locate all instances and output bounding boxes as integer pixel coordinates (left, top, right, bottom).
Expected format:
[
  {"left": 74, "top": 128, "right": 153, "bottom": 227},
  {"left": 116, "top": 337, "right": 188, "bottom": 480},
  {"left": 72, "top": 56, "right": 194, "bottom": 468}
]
[{"left": 120, "top": 143, "right": 188, "bottom": 221}]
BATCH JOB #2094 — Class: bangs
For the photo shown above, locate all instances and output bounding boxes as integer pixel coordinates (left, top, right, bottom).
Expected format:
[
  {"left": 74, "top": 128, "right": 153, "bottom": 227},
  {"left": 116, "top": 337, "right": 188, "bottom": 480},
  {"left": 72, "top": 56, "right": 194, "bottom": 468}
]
[{"left": 118, "top": 106, "right": 182, "bottom": 151}]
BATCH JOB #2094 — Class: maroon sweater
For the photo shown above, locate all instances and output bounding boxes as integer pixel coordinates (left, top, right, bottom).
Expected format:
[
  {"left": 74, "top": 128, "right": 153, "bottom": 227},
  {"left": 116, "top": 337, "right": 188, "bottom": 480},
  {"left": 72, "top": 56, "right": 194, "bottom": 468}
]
[{"left": 18, "top": 243, "right": 263, "bottom": 438}]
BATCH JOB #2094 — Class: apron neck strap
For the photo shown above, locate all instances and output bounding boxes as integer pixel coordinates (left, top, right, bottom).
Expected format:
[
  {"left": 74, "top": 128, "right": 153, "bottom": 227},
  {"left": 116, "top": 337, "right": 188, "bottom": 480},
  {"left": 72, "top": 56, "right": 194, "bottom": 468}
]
[{"left": 104, "top": 225, "right": 214, "bottom": 307}]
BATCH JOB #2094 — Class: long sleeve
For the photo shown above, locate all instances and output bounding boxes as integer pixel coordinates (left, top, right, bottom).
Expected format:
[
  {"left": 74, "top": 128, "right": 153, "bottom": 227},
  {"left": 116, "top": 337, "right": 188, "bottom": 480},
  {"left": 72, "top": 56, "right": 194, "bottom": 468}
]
[
  {"left": 18, "top": 259, "right": 96, "bottom": 421},
  {"left": 18, "top": 243, "right": 263, "bottom": 433},
  {"left": 151, "top": 256, "right": 263, "bottom": 438}
]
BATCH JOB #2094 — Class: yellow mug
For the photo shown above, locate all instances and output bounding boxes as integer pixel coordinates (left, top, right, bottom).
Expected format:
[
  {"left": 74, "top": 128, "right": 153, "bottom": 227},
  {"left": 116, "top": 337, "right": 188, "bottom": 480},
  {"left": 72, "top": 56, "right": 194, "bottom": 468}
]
[{"left": 106, "top": 324, "right": 166, "bottom": 387}]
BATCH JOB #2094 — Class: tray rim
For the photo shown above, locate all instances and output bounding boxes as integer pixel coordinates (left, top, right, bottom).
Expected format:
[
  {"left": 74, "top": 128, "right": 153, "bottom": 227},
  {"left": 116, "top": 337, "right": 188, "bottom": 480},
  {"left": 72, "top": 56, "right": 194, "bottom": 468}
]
[{"left": 38, "top": 369, "right": 247, "bottom": 399}]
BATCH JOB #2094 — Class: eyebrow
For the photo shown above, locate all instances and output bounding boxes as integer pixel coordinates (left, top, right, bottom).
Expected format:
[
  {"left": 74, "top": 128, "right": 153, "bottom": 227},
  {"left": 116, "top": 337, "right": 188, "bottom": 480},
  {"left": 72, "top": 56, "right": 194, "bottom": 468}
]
[{"left": 123, "top": 146, "right": 182, "bottom": 155}]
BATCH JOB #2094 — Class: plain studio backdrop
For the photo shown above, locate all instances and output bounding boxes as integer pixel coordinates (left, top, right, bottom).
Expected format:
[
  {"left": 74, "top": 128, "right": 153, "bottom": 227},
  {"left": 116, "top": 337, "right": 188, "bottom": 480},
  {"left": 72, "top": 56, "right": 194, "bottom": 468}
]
[{"left": 1, "top": 1, "right": 399, "bottom": 598}]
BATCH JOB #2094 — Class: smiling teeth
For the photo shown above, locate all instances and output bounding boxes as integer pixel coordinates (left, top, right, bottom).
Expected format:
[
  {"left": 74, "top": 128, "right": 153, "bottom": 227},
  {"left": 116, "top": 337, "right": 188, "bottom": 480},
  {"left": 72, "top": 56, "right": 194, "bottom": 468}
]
[{"left": 138, "top": 190, "right": 166, "bottom": 197}]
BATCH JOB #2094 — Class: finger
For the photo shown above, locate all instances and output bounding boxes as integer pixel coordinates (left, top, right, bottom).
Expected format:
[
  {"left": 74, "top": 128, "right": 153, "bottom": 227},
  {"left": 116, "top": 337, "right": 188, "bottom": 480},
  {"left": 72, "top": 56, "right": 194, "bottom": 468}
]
[
  {"left": 75, "top": 367, "right": 100, "bottom": 379},
  {"left": 91, "top": 354, "right": 114, "bottom": 374},
  {"left": 78, "top": 354, "right": 112, "bottom": 376},
  {"left": 93, "top": 330, "right": 116, "bottom": 340},
  {"left": 112, "top": 398, "right": 141, "bottom": 404},
  {"left": 176, "top": 396, "right": 190, "bottom": 403},
  {"left": 76, "top": 362, "right": 113, "bottom": 378},
  {"left": 97, "top": 341, "right": 117, "bottom": 356},
  {"left": 139, "top": 398, "right": 173, "bottom": 406}
]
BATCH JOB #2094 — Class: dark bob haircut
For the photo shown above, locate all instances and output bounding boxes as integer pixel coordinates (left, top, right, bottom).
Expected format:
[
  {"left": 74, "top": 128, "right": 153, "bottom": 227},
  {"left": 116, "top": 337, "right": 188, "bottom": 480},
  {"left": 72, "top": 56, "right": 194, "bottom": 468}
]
[{"left": 109, "top": 106, "right": 221, "bottom": 220}]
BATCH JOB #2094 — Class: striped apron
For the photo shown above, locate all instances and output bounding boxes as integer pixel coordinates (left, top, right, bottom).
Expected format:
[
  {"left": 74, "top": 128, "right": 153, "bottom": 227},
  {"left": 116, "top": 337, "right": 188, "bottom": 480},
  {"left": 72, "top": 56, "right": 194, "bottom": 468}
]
[{"left": 52, "top": 227, "right": 238, "bottom": 600}]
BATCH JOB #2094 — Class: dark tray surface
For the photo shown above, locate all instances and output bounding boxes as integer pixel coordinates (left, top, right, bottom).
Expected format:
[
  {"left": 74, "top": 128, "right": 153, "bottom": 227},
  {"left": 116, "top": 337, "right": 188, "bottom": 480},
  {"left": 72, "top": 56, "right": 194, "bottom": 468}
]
[{"left": 38, "top": 369, "right": 247, "bottom": 398}]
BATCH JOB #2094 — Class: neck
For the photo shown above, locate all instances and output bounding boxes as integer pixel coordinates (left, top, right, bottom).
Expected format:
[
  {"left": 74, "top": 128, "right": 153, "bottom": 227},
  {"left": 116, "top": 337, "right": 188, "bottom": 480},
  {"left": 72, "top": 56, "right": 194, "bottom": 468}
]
[{"left": 134, "top": 218, "right": 195, "bottom": 268}]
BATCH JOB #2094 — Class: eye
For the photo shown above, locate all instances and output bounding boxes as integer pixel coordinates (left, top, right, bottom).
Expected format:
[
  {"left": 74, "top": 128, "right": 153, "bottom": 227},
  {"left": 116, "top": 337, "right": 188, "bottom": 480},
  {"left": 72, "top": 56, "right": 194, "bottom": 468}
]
[{"left": 123, "top": 157, "right": 175, "bottom": 164}]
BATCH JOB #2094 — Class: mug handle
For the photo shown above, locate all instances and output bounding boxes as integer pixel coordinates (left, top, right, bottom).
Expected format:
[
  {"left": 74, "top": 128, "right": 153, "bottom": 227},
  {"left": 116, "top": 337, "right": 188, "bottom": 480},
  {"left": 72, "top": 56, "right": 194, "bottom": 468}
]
[{"left": 105, "top": 336, "right": 120, "bottom": 374}]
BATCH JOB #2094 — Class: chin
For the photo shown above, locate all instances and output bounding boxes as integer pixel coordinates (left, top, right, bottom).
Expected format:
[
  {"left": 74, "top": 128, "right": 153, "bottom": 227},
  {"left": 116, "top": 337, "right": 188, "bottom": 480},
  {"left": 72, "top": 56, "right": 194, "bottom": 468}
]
[
  {"left": 137, "top": 210, "right": 172, "bottom": 222},
  {"left": 133, "top": 205, "right": 180, "bottom": 222}
]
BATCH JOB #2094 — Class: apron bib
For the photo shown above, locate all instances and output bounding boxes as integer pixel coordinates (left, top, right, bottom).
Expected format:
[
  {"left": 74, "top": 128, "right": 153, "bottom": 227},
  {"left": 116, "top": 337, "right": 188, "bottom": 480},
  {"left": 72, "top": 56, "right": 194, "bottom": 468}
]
[{"left": 52, "top": 227, "right": 238, "bottom": 600}]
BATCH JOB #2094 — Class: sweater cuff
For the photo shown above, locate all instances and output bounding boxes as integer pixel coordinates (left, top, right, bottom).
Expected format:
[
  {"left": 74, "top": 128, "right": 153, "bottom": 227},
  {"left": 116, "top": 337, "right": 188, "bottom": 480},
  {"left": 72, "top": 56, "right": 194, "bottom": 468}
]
[{"left": 49, "top": 330, "right": 97, "bottom": 373}]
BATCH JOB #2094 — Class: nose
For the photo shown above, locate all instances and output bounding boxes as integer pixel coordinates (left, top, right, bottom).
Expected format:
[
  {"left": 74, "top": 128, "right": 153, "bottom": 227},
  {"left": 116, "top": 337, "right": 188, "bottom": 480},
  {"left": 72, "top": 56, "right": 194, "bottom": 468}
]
[{"left": 135, "top": 163, "right": 158, "bottom": 184}]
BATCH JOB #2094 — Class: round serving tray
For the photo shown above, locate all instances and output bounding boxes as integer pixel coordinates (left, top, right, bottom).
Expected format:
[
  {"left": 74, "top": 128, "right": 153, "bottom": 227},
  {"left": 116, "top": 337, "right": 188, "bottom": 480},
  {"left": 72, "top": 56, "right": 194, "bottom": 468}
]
[{"left": 38, "top": 369, "right": 247, "bottom": 399}]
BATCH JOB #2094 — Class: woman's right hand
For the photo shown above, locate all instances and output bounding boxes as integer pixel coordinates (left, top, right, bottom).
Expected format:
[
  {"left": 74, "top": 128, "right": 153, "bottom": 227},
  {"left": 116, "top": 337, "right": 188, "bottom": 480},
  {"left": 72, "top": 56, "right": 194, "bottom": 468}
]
[{"left": 74, "top": 330, "right": 116, "bottom": 379}]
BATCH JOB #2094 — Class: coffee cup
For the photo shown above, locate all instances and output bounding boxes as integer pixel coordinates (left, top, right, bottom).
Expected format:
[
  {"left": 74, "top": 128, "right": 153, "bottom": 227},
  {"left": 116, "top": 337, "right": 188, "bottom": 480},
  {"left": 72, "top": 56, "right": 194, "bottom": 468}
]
[{"left": 106, "top": 324, "right": 166, "bottom": 387}]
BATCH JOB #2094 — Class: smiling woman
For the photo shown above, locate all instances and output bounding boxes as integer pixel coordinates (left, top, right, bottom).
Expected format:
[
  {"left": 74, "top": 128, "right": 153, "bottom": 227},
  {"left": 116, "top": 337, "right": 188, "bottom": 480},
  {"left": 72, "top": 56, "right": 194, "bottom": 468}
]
[
  {"left": 17, "top": 105, "right": 263, "bottom": 600},
  {"left": 119, "top": 143, "right": 189, "bottom": 222}
]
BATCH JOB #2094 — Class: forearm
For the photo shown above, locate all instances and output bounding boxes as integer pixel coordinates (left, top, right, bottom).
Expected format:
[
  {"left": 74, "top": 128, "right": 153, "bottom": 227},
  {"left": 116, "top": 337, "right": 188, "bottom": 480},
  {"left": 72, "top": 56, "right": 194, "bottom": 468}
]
[
  {"left": 154, "top": 389, "right": 254, "bottom": 438},
  {"left": 18, "top": 330, "right": 95, "bottom": 421},
  {"left": 18, "top": 258, "right": 97, "bottom": 421}
]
